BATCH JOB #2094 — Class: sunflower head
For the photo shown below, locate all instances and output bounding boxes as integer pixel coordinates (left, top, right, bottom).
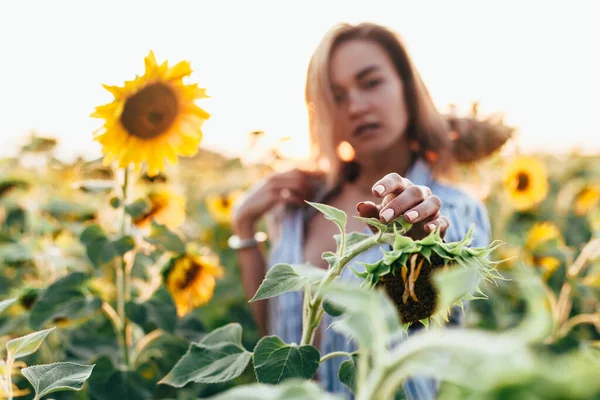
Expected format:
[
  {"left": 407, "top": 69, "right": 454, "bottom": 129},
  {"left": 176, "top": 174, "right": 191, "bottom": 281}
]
[
  {"left": 205, "top": 190, "right": 243, "bottom": 225},
  {"left": 92, "top": 51, "right": 210, "bottom": 176},
  {"left": 504, "top": 156, "right": 549, "bottom": 211},
  {"left": 163, "top": 247, "right": 224, "bottom": 317},
  {"left": 526, "top": 221, "right": 563, "bottom": 250},
  {"left": 524, "top": 222, "right": 564, "bottom": 279},
  {"left": 133, "top": 189, "right": 186, "bottom": 230},
  {"left": 574, "top": 185, "right": 600, "bottom": 216},
  {"left": 354, "top": 227, "right": 503, "bottom": 328}
]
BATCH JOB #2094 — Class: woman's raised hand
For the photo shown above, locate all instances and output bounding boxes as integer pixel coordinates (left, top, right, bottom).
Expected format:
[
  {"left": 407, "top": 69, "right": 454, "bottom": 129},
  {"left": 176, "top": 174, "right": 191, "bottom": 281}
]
[{"left": 356, "top": 172, "right": 449, "bottom": 240}]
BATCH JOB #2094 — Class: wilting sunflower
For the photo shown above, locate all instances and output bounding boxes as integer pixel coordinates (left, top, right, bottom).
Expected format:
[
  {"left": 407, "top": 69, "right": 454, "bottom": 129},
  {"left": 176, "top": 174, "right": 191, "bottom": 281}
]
[
  {"left": 525, "top": 222, "right": 563, "bottom": 279},
  {"left": 504, "top": 156, "right": 549, "bottom": 211},
  {"left": 92, "top": 51, "right": 209, "bottom": 176},
  {"left": 132, "top": 189, "right": 186, "bottom": 230},
  {"left": 163, "top": 248, "right": 224, "bottom": 317},
  {"left": 205, "top": 190, "right": 243, "bottom": 224},
  {"left": 574, "top": 185, "right": 600, "bottom": 216}
]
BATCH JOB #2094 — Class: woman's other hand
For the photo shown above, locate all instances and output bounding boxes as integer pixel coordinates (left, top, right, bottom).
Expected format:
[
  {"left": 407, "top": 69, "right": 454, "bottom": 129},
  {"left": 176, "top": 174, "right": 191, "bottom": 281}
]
[
  {"left": 356, "top": 172, "right": 449, "bottom": 240},
  {"left": 232, "top": 169, "right": 323, "bottom": 237}
]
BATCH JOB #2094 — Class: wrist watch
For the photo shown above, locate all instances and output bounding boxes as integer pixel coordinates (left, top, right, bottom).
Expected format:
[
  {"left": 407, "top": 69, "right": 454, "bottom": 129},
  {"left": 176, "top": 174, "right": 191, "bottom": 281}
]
[{"left": 228, "top": 231, "right": 268, "bottom": 250}]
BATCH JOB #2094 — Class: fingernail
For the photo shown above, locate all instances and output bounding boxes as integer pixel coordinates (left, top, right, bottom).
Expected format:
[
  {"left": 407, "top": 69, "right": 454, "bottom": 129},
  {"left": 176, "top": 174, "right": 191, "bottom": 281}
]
[
  {"left": 373, "top": 184, "right": 385, "bottom": 196},
  {"left": 356, "top": 202, "right": 366, "bottom": 212},
  {"left": 427, "top": 223, "right": 436, "bottom": 232},
  {"left": 405, "top": 210, "right": 419, "bottom": 221},
  {"left": 381, "top": 208, "right": 395, "bottom": 222}
]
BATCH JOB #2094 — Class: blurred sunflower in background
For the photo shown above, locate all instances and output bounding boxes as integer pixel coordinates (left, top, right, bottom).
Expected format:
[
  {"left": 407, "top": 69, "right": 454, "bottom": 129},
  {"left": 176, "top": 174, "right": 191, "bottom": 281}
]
[
  {"left": 574, "top": 185, "right": 600, "bottom": 216},
  {"left": 205, "top": 190, "right": 243, "bottom": 225},
  {"left": 92, "top": 51, "right": 210, "bottom": 176},
  {"left": 132, "top": 189, "right": 186, "bottom": 230},
  {"left": 163, "top": 246, "right": 224, "bottom": 317},
  {"left": 504, "top": 156, "right": 549, "bottom": 211},
  {"left": 525, "top": 221, "right": 564, "bottom": 280}
]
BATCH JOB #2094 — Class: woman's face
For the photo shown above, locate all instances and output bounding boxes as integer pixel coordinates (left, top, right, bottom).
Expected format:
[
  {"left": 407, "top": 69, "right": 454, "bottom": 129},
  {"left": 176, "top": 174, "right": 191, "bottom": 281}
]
[{"left": 329, "top": 39, "right": 409, "bottom": 159}]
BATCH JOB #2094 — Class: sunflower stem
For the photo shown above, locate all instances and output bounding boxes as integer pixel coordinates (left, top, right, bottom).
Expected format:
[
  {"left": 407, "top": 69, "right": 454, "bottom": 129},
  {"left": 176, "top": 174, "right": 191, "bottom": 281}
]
[
  {"left": 116, "top": 166, "right": 133, "bottom": 369},
  {"left": 300, "top": 236, "right": 380, "bottom": 345}
]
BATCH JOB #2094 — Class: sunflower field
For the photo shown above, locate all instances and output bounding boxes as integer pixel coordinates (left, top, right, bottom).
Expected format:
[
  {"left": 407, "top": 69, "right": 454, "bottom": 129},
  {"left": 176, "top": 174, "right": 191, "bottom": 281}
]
[{"left": 0, "top": 53, "right": 598, "bottom": 400}]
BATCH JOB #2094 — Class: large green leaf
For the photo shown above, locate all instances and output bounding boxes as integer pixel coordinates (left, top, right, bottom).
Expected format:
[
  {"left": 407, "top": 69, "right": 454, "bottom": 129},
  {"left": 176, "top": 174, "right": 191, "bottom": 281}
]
[
  {"left": 306, "top": 202, "right": 347, "bottom": 233},
  {"left": 21, "top": 362, "right": 95, "bottom": 400},
  {"left": 159, "top": 323, "right": 251, "bottom": 387},
  {"left": 205, "top": 379, "right": 342, "bottom": 400},
  {"left": 253, "top": 336, "right": 320, "bottom": 384},
  {"left": 125, "top": 287, "right": 177, "bottom": 334},
  {"left": 145, "top": 221, "right": 185, "bottom": 254},
  {"left": 338, "top": 354, "right": 359, "bottom": 394},
  {"left": 6, "top": 327, "right": 55, "bottom": 359},
  {"left": 30, "top": 272, "right": 102, "bottom": 329},
  {"left": 87, "top": 356, "right": 152, "bottom": 400},
  {"left": 80, "top": 224, "right": 134, "bottom": 268},
  {"left": 250, "top": 263, "right": 326, "bottom": 302}
]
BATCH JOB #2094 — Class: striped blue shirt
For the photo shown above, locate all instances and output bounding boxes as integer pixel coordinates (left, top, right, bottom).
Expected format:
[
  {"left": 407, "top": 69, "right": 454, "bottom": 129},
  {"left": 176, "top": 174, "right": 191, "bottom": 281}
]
[{"left": 266, "top": 158, "right": 491, "bottom": 399}]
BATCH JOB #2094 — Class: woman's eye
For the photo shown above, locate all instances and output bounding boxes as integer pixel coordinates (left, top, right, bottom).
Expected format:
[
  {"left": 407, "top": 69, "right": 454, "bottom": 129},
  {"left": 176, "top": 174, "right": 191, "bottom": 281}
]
[
  {"left": 333, "top": 93, "right": 346, "bottom": 104},
  {"left": 364, "top": 79, "right": 381, "bottom": 89}
]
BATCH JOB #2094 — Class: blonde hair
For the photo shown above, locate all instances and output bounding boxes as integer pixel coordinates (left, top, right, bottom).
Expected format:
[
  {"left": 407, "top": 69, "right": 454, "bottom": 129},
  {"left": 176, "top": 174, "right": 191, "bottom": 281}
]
[{"left": 305, "top": 22, "right": 454, "bottom": 186}]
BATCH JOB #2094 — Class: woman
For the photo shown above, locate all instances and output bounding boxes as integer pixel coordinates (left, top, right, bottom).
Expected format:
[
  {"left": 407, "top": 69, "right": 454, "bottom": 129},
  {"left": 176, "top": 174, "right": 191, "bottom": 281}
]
[{"left": 231, "top": 22, "right": 492, "bottom": 399}]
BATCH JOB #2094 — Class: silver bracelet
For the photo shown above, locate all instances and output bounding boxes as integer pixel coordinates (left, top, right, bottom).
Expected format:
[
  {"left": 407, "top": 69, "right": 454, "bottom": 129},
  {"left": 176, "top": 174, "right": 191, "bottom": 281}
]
[{"left": 227, "top": 231, "right": 268, "bottom": 250}]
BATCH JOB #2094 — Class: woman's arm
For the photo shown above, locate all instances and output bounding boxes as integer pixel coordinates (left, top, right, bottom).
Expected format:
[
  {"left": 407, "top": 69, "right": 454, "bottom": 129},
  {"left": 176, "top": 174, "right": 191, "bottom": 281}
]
[{"left": 233, "top": 220, "right": 270, "bottom": 337}]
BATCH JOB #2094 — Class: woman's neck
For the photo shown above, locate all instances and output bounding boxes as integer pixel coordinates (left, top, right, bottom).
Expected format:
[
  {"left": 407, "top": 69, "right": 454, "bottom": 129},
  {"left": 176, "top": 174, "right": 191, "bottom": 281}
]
[{"left": 348, "top": 136, "right": 414, "bottom": 196}]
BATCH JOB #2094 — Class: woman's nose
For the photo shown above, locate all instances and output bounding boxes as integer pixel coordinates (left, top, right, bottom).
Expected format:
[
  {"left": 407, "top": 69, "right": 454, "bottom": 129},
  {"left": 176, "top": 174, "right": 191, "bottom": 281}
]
[{"left": 347, "top": 91, "right": 369, "bottom": 117}]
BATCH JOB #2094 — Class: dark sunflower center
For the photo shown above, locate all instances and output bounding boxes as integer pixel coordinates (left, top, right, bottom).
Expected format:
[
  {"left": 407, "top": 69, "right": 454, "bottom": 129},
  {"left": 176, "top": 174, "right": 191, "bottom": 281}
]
[
  {"left": 221, "top": 197, "right": 230, "bottom": 208},
  {"left": 516, "top": 172, "right": 530, "bottom": 191},
  {"left": 179, "top": 263, "right": 201, "bottom": 290},
  {"left": 120, "top": 83, "right": 179, "bottom": 139}
]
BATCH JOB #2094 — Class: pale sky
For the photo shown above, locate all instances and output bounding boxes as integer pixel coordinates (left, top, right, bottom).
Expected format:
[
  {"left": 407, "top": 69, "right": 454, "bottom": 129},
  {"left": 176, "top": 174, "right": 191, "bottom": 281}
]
[{"left": 1, "top": 0, "right": 598, "bottom": 163}]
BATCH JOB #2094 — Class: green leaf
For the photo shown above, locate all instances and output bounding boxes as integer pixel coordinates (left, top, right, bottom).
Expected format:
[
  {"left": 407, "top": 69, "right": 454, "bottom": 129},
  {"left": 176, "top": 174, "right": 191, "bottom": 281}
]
[
  {"left": 109, "top": 196, "right": 121, "bottom": 208},
  {"left": 125, "top": 287, "right": 177, "bottom": 334},
  {"left": 338, "top": 354, "right": 358, "bottom": 394},
  {"left": 322, "top": 252, "right": 339, "bottom": 269},
  {"left": 6, "top": 327, "right": 55, "bottom": 359},
  {"left": 21, "top": 362, "right": 95, "bottom": 400},
  {"left": 80, "top": 224, "right": 106, "bottom": 246},
  {"left": 307, "top": 202, "right": 347, "bottom": 233},
  {"left": 204, "top": 379, "right": 343, "bottom": 400},
  {"left": 159, "top": 323, "right": 251, "bottom": 386},
  {"left": 125, "top": 198, "right": 151, "bottom": 220},
  {"left": 0, "top": 298, "right": 16, "bottom": 314},
  {"left": 87, "top": 356, "right": 152, "bottom": 400},
  {"left": 355, "top": 216, "right": 388, "bottom": 234},
  {"left": 145, "top": 221, "right": 185, "bottom": 254},
  {"left": 80, "top": 224, "right": 135, "bottom": 268},
  {"left": 250, "top": 263, "right": 326, "bottom": 302},
  {"left": 323, "top": 299, "right": 345, "bottom": 318},
  {"left": 253, "top": 336, "right": 320, "bottom": 384},
  {"left": 30, "top": 272, "right": 102, "bottom": 330}
]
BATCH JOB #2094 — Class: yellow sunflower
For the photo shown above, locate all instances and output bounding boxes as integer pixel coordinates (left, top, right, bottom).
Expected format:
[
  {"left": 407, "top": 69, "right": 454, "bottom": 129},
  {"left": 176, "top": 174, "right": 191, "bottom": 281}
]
[
  {"left": 525, "top": 221, "right": 562, "bottom": 251},
  {"left": 132, "top": 189, "right": 186, "bottom": 230},
  {"left": 163, "top": 249, "right": 224, "bottom": 317},
  {"left": 205, "top": 190, "right": 243, "bottom": 224},
  {"left": 574, "top": 185, "right": 600, "bottom": 216},
  {"left": 92, "top": 51, "right": 209, "bottom": 176},
  {"left": 525, "top": 222, "right": 563, "bottom": 279},
  {"left": 504, "top": 156, "right": 549, "bottom": 211}
]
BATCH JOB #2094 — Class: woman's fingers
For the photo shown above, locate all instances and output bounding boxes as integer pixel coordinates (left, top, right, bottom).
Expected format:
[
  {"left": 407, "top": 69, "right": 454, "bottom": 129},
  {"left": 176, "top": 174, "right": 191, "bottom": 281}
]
[
  {"left": 371, "top": 173, "right": 414, "bottom": 197},
  {"left": 421, "top": 215, "right": 450, "bottom": 236},
  {"left": 402, "top": 195, "right": 442, "bottom": 223},
  {"left": 378, "top": 185, "right": 434, "bottom": 223}
]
